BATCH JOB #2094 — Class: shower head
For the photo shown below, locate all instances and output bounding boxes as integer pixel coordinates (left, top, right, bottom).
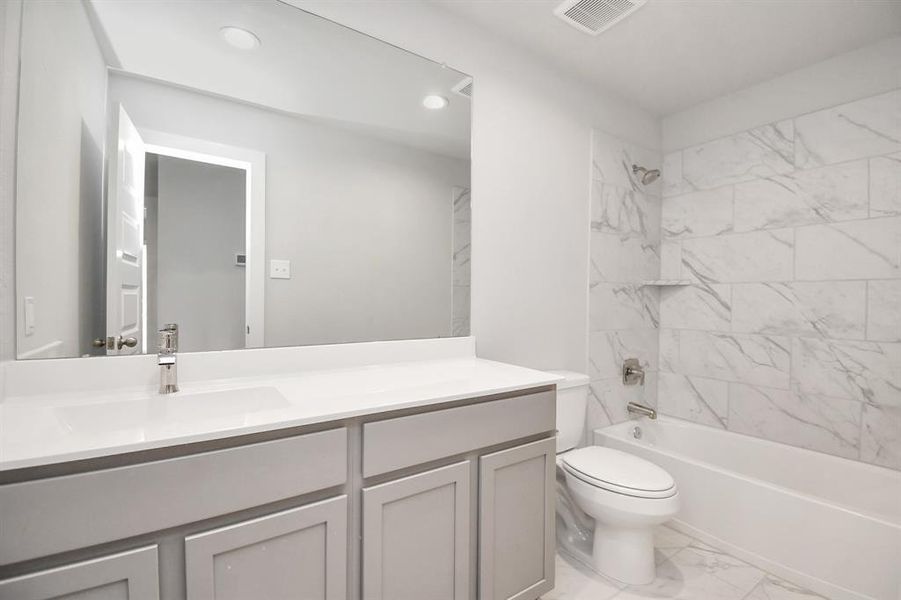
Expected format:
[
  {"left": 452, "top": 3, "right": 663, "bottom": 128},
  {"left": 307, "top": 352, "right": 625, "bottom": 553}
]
[{"left": 632, "top": 164, "right": 660, "bottom": 185}]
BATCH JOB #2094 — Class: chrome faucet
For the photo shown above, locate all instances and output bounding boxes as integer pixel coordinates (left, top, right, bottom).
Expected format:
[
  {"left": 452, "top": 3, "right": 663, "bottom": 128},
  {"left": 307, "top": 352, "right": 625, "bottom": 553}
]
[
  {"left": 158, "top": 323, "right": 179, "bottom": 394},
  {"left": 627, "top": 402, "right": 657, "bottom": 420}
]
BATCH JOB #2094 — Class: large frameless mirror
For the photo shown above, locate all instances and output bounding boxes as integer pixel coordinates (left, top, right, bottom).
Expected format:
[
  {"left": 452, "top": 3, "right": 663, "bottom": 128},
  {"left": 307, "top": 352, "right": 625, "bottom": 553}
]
[{"left": 15, "top": 0, "right": 472, "bottom": 359}]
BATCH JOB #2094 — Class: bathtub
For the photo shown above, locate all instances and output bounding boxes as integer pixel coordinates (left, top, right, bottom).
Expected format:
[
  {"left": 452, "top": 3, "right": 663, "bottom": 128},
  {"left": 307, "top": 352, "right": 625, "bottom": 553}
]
[{"left": 594, "top": 417, "right": 901, "bottom": 600}]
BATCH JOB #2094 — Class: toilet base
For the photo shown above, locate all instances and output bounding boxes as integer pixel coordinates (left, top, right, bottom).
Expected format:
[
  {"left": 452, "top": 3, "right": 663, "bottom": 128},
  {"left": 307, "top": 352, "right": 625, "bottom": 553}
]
[{"left": 591, "top": 524, "right": 655, "bottom": 585}]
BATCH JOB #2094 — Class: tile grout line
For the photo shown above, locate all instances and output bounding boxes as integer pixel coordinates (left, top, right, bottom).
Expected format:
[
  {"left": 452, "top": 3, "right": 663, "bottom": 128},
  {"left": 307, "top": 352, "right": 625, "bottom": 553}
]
[
  {"left": 657, "top": 213, "right": 900, "bottom": 244},
  {"left": 661, "top": 139, "right": 900, "bottom": 200},
  {"left": 640, "top": 324, "right": 885, "bottom": 344}
]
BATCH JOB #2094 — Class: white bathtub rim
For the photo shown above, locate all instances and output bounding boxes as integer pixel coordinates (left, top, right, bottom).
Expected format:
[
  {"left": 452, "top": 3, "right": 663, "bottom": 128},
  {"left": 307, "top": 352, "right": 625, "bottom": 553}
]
[
  {"left": 667, "top": 518, "right": 873, "bottom": 600},
  {"left": 605, "top": 415, "right": 900, "bottom": 481},
  {"left": 594, "top": 417, "right": 901, "bottom": 528}
]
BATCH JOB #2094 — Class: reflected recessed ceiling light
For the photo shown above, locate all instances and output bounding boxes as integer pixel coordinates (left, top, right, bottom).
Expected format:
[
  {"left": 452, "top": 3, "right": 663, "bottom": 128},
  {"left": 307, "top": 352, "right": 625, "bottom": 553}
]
[
  {"left": 422, "top": 95, "right": 449, "bottom": 110},
  {"left": 219, "top": 26, "right": 261, "bottom": 50}
]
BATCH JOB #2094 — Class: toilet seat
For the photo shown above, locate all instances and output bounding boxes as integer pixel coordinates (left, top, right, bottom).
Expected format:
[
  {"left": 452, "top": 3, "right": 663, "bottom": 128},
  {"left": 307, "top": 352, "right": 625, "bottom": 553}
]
[{"left": 561, "top": 446, "right": 676, "bottom": 499}]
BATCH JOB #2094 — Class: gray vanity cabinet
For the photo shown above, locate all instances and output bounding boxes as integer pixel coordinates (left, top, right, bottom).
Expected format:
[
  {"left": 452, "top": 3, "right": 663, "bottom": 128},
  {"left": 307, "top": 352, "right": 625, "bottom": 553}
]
[
  {"left": 185, "top": 496, "right": 348, "bottom": 600},
  {"left": 478, "top": 438, "right": 556, "bottom": 600},
  {"left": 362, "top": 461, "right": 471, "bottom": 600},
  {"left": 0, "top": 546, "right": 159, "bottom": 600},
  {"left": 0, "top": 386, "right": 556, "bottom": 600}
]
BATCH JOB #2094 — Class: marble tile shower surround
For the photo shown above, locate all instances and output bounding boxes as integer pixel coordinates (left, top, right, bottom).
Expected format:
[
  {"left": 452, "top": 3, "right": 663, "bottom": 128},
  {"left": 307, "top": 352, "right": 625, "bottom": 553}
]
[
  {"left": 588, "top": 131, "right": 661, "bottom": 432},
  {"left": 656, "top": 88, "right": 901, "bottom": 470},
  {"left": 452, "top": 186, "right": 471, "bottom": 336}
]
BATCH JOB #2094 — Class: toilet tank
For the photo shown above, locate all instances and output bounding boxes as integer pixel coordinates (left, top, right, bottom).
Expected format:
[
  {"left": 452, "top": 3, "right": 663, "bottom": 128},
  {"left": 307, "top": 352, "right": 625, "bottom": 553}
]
[{"left": 548, "top": 370, "right": 590, "bottom": 453}]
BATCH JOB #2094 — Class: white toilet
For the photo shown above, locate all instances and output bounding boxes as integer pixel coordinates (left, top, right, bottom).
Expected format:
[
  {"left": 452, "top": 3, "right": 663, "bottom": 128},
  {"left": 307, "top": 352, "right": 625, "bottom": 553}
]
[{"left": 551, "top": 370, "right": 680, "bottom": 585}]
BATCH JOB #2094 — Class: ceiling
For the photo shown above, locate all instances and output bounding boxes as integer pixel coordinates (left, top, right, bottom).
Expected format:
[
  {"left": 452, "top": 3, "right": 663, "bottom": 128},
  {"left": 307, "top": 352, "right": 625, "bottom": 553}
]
[
  {"left": 88, "top": 0, "right": 472, "bottom": 158},
  {"left": 434, "top": 0, "right": 901, "bottom": 116}
]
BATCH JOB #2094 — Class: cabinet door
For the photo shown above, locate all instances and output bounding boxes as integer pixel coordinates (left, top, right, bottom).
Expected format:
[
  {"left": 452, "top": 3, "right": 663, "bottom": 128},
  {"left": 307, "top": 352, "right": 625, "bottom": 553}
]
[
  {"left": 0, "top": 546, "right": 159, "bottom": 600},
  {"left": 362, "top": 461, "right": 471, "bottom": 600},
  {"left": 479, "top": 438, "right": 555, "bottom": 600},
  {"left": 185, "top": 496, "right": 347, "bottom": 600}
]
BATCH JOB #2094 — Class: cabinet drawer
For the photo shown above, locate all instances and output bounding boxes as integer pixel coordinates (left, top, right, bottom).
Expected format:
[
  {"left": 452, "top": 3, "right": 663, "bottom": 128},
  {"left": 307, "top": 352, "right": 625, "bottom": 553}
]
[
  {"left": 0, "top": 546, "right": 159, "bottom": 600},
  {"left": 363, "top": 389, "right": 554, "bottom": 477},
  {"left": 0, "top": 428, "right": 347, "bottom": 565}
]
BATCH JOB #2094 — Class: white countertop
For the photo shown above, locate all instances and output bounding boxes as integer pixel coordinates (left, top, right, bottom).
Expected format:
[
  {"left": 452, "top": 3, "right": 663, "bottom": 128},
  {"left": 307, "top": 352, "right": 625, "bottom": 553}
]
[{"left": 0, "top": 357, "right": 561, "bottom": 471}]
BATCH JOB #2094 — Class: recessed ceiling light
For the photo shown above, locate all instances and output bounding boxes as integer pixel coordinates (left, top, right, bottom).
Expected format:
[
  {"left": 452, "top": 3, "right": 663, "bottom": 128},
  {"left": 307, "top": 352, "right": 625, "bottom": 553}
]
[
  {"left": 219, "top": 26, "right": 261, "bottom": 50},
  {"left": 422, "top": 95, "right": 449, "bottom": 110}
]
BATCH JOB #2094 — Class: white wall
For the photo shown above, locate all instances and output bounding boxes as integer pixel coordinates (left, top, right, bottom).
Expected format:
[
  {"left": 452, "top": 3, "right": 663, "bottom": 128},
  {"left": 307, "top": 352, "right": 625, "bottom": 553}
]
[
  {"left": 663, "top": 35, "right": 901, "bottom": 151},
  {"left": 109, "top": 74, "right": 469, "bottom": 348},
  {"left": 15, "top": 0, "right": 107, "bottom": 358},
  {"left": 295, "top": 1, "right": 660, "bottom": 372},
  {"left": 154, "top": 156, "right": 246, "bottom": 352}
]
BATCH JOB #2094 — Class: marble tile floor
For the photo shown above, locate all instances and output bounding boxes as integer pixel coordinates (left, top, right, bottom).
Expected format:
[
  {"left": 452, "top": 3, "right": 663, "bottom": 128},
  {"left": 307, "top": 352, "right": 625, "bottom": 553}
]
[{"left": 544, "top": 525, "right": 829, "bottom": 600}]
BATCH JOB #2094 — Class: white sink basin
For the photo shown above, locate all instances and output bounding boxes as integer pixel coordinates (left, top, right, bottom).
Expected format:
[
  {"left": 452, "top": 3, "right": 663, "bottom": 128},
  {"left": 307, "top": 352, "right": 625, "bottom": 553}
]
[{"left": 54, "top": 387, "right": 290, "bottom": 435}]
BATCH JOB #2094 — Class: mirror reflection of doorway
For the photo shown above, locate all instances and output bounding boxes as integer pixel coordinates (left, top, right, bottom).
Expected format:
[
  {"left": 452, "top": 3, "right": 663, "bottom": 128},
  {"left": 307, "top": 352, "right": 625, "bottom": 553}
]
[
  {"left": 144, "top": 155, "right": 246, "bottom": 352},
  {"left": 102, "top": 108, "right": 266, "bottom": 356}
]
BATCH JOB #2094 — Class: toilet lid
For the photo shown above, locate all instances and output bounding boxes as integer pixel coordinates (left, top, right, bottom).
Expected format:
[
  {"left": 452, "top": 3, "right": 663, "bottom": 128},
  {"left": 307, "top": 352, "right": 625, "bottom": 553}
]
[{"left": 561, "top": 447, "right": 675, "bottom": 497}]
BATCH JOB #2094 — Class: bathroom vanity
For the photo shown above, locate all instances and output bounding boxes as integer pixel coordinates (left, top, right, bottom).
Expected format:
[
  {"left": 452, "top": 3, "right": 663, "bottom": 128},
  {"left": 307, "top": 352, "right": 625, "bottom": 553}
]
[{"left": 0, "top": 344, "right": 560, "bottom": 600}]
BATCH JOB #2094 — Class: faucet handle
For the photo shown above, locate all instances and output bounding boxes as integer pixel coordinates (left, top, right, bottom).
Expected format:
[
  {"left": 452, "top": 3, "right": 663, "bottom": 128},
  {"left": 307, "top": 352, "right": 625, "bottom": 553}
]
[
  {"left": 158, "top": 323, "right": 178, "bottom": 353},
  {"left": 623, "top": 358, "right": 645, "bottom": 386}
]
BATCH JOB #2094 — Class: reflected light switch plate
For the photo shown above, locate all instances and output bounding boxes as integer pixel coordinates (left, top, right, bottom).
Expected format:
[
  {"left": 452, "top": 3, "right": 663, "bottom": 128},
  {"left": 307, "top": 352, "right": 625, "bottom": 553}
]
[
  {"left": 270, "top": 259, "right": 291, "bottom": 279},
  {"left": 24, "top": 296, "right": 35, "bottom": 336}
]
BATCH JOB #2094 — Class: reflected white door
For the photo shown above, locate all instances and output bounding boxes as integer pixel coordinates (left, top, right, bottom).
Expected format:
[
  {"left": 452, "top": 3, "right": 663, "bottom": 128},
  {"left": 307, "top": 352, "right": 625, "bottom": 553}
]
[{"left": 105, "top": 105, "right": 145, "bottom": 355}]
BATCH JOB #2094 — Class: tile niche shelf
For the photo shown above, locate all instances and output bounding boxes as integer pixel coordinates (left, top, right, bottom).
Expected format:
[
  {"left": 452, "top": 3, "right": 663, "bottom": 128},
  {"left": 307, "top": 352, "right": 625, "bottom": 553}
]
[{"left": 640, "top": 280, "right": 692, "bottom": 286}]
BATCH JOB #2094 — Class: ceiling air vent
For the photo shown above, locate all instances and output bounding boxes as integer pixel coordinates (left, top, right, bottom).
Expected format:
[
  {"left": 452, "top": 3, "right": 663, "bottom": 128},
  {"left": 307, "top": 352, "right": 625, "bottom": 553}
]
[
  {"left": 452, "top": 77, "right": 473, "bottom": 99},
  {"left": 554, "top": 0, "right": 647, "bottom": 35}
]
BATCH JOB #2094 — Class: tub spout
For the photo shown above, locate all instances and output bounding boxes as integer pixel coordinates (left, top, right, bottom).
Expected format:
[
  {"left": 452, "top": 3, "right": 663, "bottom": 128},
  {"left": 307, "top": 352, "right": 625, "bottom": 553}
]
[{"left": 627, "top": 402, "right": 657, "bottom": 420}]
